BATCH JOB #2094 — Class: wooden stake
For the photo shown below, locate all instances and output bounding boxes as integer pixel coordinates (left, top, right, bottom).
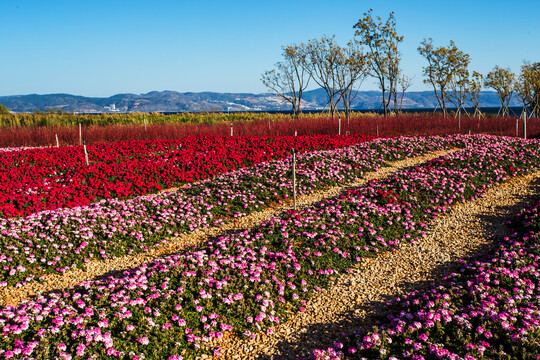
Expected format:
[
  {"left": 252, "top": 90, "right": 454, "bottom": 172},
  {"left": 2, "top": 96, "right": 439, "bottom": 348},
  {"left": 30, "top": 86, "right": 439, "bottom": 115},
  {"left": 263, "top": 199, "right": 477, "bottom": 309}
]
[
  {"left": 144, "top": 117, "right": 147, "bottom": 132},
  {"left": 79, "top": 123, "right": 82, "bottom": 145},
  {"left": 376, "top": 125, "right": 379, "bottom": 137},
  {"left": 55, "top": 132, "right": 59, "bottom": 147},
  {"left": 230, "top": 123, "right": 233, "bottom": 136},
  {"left": 294, "top": 130, "right": 297, "bottom": 137},
  {"left": 83, "top": 140, "right": 89, "bottom": 166},
  {"left": 516, "top": 117, "right": 519, "bottom": 137},
  {"left": 338, "top": 117, "right": 341, "bottom": 135},
  {"left": 292, "top": 149, "right": 297, "bottom": 211}
]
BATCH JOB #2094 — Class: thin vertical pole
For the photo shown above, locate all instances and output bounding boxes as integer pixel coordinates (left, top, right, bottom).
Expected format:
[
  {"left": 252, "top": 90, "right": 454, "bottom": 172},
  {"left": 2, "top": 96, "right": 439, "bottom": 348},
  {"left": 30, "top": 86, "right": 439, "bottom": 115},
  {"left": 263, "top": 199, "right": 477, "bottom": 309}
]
[
  {"left": 55, "top": 132, "right": 59, "bottom": 147},
  {"left": 292, "top": 149, "right": 297, "bottom": 211},
  {"left": 338, "top": 117, "right": 341, "bottom": 135},
  {"left": 83, "top": 140, "right": 89, "bottom": 166},
  {"left": 516, "top": 117, "right": 519, "bottom": 137},
  {"left": 294, "top": 130, "right": 297, "bottom": 137},
  {"left": 144, "top": 117, "right": 147, "bottom": 132},
  {"left": 230, "top": 123, "right": 233, "bottom": 136},
  {"left": 376, "top": 125, "right": 379, "bottom": 137},
  {"left": 524, "top": 111, "right": 527, "bottom": 140},
  {"left": 79, "top": 123, "right": 82, "bottom": 145}
]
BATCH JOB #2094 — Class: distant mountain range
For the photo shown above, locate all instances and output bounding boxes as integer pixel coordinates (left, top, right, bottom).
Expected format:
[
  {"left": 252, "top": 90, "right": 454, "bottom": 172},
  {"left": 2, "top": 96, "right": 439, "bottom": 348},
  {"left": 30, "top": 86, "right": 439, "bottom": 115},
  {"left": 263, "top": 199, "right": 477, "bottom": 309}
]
[{"left": 0, "top": 89, "right": 522, "bottom": 113}]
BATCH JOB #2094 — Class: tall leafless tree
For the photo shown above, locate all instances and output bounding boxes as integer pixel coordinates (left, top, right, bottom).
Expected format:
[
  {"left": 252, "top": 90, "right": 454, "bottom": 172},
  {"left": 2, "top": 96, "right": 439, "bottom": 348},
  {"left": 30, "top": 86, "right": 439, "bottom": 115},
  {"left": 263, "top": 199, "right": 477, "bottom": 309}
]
[
  {"left": 302, "top": 36, "right": 344, "bottom": 118},
  {"left": 261, "top": 44, "right": 311, "bottom": 118},
  {"left": 468, "top": 71, "right": 483, "bottom": 118},
  {"left": 397, "top": 74, "right": 413, "bottom": 112},
  {"left": 354, "top": 9, "right": 403, "bottom": 117},
  {"left": 335, "top": 40, "right": 369, "bottom": 120}
]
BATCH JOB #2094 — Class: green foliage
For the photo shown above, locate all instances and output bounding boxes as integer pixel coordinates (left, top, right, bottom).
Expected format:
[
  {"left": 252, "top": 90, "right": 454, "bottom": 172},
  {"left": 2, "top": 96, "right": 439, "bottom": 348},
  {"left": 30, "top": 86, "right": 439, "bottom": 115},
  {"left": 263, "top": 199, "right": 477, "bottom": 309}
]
[
  {"left": 417, "top": 38, "right": 470, "bottom": 116},
  {"left": 0, "top": 112, "right": 288, "bottom": 128},
  {"left": 484, "top": 65, "right": 516, "bottom": 116},
  {"left": 0, "top": 104, "right": 10, "bottom": 114}
]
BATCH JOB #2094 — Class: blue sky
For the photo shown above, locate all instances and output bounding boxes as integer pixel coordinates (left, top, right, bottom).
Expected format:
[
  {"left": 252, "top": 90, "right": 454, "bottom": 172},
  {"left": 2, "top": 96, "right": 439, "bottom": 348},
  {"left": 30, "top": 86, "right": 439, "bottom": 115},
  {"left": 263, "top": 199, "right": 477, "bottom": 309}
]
[{"left": 1, "top": 0, "right": 539, "bottom": 97}]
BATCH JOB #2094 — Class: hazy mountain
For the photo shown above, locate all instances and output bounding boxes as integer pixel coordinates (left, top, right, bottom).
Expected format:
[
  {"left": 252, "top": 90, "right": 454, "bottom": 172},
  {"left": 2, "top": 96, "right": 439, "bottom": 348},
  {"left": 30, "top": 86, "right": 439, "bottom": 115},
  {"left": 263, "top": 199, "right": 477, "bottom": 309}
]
[{"left": 0, "top": 89, "right": 522, "bottom": 113}]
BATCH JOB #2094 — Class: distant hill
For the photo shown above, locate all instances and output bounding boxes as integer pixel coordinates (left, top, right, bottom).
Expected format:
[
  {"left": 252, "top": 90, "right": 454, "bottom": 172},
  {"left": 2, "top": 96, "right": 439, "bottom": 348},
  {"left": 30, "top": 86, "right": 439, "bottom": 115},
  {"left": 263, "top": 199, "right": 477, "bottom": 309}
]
[{"left": 0, "top": 89, "right": 522, "bottom": 113}]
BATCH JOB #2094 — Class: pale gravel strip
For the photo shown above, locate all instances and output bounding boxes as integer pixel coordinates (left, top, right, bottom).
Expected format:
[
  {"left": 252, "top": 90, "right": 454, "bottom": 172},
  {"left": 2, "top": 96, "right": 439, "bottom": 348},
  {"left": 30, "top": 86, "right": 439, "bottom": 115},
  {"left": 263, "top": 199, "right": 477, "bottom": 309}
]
[
  {"left": 0, "top": 150, "right": 453, "bottom": 307},
  {"left": 212, "top": 170, "right": 540, "bottom": 360}
]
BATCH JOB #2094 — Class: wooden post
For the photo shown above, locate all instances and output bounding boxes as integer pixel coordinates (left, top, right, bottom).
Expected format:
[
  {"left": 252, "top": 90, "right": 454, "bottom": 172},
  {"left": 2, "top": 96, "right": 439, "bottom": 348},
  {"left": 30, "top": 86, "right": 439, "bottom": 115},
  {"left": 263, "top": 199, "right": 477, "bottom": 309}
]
[
  {"left": 292, "top": 149, "right": 297, "bottom": 211},
  {"left": 55, "top": 132, "right": 59, "bottom": 147},
  {"left": 468, "top": 129, "right": 471, "bottom": 136},
  {"left": 83, "top": 140, "right": 89, "bottom": 166},
  {"left": 230, "top": 123, "right": 233, "bottom": 136},
  {"left": 79, "top": 123, "right": 82, "bottom": 145},
  {"left": 524, "top": 111, "right": 527, "bottom": 140},
  {"left": 338, "top": 117, "right": 341, "bottom": 135},
  {"left": 294, "top": 130, "right": 297, "bottom": 137},
  {"left": 376, "top": 125, "right": 379, "bottom": 137},
  {"left": 516, "top": 117, "right": 519, "bottom": 137},
  {"left": 144, "top": 117, "right": 147, "bottom": 132}
]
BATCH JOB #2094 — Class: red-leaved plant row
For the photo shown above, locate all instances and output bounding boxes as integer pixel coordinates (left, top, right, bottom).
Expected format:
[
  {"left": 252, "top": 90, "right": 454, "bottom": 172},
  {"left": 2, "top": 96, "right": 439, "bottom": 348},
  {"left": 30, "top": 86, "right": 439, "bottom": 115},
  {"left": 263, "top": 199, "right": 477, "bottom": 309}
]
[
  {"left": 0, "top": 114, "right": 538, "bottom": 148},
  {"left": 0, "top": 135, "right": 376, "bottom": 218}
]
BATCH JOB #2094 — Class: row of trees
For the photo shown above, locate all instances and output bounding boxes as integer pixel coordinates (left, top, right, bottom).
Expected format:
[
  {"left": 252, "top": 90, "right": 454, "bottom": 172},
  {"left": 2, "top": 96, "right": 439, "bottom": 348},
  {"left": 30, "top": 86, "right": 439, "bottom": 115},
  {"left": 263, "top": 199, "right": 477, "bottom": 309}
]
[
  {"left": 262, "top": 10, "right": 540, "bottom": 118},
  {"left": 419, "top": 40, "right": 540, "bottom": 118},
  {"left": 261, "top": 10, "right": 406, "bottom": 119}
]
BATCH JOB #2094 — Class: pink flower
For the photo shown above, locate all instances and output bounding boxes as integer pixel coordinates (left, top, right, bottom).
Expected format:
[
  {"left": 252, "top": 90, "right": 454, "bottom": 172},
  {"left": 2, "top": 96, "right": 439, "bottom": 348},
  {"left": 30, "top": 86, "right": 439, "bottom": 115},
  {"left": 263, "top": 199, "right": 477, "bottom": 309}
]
[
  {"left": 76, "top": 343, "right": 86, "bottom": 356},
  {"left": 137, "top": 336, "right": 149, "bottom": 345}
]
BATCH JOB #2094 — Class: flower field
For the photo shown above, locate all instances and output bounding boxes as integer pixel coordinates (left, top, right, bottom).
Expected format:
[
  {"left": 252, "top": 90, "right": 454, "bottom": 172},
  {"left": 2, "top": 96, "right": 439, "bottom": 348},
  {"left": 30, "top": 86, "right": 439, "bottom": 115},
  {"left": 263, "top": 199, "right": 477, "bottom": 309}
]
[
  {"left": 0, "top": 136, "right": 451, "bottom": 287},
  {"left": 0, "top": 134, "right": 375, "bottom": 218},
  {"left": 309, "top": 196, "right": 540, "bottom": 360},
  {"left": 1, "top": 135, "right": 539, "bottom": 359}
]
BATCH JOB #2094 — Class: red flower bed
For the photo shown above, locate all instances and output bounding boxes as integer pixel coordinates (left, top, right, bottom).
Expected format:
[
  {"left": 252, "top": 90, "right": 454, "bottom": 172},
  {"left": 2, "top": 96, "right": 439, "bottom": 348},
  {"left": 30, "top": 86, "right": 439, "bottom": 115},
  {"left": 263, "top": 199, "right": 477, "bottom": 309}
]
[{"left": 0, "top": 134, "right": 375, "bottom": 218}]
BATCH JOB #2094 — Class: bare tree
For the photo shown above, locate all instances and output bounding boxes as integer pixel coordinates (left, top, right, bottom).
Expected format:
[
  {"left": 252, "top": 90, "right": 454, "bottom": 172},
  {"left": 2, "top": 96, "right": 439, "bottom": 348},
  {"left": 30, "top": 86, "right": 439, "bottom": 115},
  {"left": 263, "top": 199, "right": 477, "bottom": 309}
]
[
  {"left": 418, "top": 38, "right": 470, "bottom": 117},
  {"left": 468, "top": 71, "right": 483, "bottom": 118},
  {"left": 303, "top": 36, "right": 344, "bottom": 118},
  {"left": 261, "top": 44, "right": 310, "bottom": 118},
  {"left": 448, "top": 61, "right": 470, "bottom": 120},
  {"left": 515, "top": 62, "right": 540, "bottom": 117},
  {"left": 335, "top": 40, "right": 369, "bottom": 120},
  {"left": 354, "top": 9, "right": 403, "bottom": 117},
  {"left": 397, "top": 74, "right": 413, "bottom": 112},
  {"left": 484, "top": 66, "right": 515, "bottom": 116}
]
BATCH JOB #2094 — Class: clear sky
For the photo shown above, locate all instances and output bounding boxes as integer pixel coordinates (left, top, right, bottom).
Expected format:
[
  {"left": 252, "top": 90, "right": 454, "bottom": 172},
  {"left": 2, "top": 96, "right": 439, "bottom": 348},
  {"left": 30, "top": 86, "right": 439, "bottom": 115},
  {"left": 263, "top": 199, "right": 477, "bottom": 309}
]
[{"left": 1, "top": 0, "right": 539, "bottom": 97}]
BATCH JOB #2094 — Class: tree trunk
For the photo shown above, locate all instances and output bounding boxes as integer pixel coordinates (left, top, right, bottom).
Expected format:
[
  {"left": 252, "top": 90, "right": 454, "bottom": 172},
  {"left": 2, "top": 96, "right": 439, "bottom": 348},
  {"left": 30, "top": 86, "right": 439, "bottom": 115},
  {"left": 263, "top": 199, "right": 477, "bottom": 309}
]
[
  {"left": 381, "top": 88, "right": 388, "bottom": 117},
  {"left": 441, "top": 90, "right": 448, "bottom": 117}
]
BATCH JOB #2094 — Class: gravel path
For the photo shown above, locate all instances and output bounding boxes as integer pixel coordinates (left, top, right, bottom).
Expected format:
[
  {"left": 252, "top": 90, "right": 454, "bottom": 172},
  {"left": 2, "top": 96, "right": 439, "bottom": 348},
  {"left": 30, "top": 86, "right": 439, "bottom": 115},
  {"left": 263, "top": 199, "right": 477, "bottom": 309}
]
[
  {"left": 0, "top": 150, "right": 452, "bottom": 307},
  {"left": 213, "top": 170, "right": 540, "bottom": 360}
]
